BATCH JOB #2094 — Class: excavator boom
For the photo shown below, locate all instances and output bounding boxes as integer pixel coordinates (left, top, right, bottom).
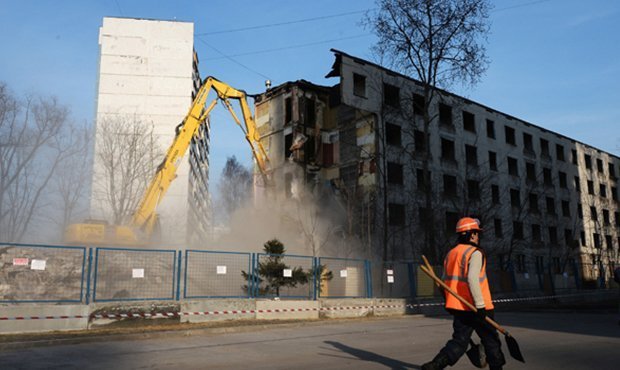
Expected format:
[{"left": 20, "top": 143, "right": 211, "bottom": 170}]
[{"left": 64, "top": 76, "right": 269, "bottom": 246}]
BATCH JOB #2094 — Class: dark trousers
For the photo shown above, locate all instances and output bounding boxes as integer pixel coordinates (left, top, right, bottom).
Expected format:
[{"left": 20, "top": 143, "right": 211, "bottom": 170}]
[{"left": 439, "top": 309, "right": 506, "bottom": 368}]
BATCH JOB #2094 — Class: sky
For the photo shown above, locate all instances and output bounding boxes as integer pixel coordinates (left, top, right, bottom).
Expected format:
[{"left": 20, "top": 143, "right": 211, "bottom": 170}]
[{"left": 1, "top": 0, "right": 619, "bottom": 195}]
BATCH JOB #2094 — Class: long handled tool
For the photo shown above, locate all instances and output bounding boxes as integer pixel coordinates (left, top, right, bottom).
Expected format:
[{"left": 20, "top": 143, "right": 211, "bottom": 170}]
[{"left": 420, "top": 256, "right": 525, "bottom": 363}]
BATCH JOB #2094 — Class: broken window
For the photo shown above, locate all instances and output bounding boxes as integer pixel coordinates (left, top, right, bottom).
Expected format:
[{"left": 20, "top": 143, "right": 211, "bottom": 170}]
[
  {"left": 465, "top": 145, "right": 477, "bottom": 166},
  {"left": 548, "top": 227, "right": 558, "bottom": 245},
  {"left": 510, "top": 188, "right": 520, "bottom": 207},
  {"left": 546, "top": 196, "right": 556, "bottom": 215},
  {"left": 383, "top": 83, "right": 400, "bottom": 108},
  {"left": 543, "top": 167, "right": 553, "bottom": 187},
  {"left": 386, "top": 123, "right": 401, "bottom": 147},
  {"left": 526, "top": 162, "right": 536, "bottom": 183},
  {"left": 414, "top": 129, "right": 427, "bottom": 153},
  {"left": 507, "top": 156, "right": 518, "bottom": 176},
  {"left": 412, "top": 93, "right": 425, "bottom": 116},
  {"left": 584, "top": 154, "right": 592, "bottom": 169},
  {"left": 540, "top": 138, "right": 550, "bottom": 157},
  {"left": 443, "top": 174, "right": 457, "bottom": 197},
  {"left": 572, "top": 149, "right": 578, "bottom": 165},
  {"left": 600, "top": 184, "right": 607, "bottom": 198},
  {"left": 304, "top": 98, "right": 315, "bottom": 127},
  {"left": 491, "top": 185, "right": 500, "bottom": 204},
  {"left": 603, "top": 209, "right": 610, "bottom": 225},
  {"left": 284, "top": 133, "right": 293, "bottom": 158},
  {"left": 609, "top": 163, "right": 617, "bottom": 178},
  {"left": 463, "top": 111, "right": 475, "bottom": 132},
  {"left": 504, "top": 126, "right": 516, "bottom": 145},
  {"left": 387, "top": 162, "right": 404, "bottom": 185},
  {"left": 513, "top": 221, "right": 524, "bottom": 240},
  {"left": 523, "top": 133, "right": 533, "bottom": 152},
  {"left": 445, "top": 211, "right": 460, "bottom": 233},
  {"left": 494, "top": 219, "right": 503, "bottom": 238},
  {"left": 562, "top": 200, "right": 570, "bottom": 217},
  {"left": 529, "top": 193, "right": 539, "bottom": 213},
  {"left": 590, "top": 206, "right": 598, "bottom": 221},
  {"left": 489, "top": 151, "right": 497, "bottom": 171},
  {"left": 486, "top": 119, "right": 495, "bottom": 139},
  {"left": 587, "top": 180, "right": 594, "bottom": 195},
  {"left": 574, "top": 176, "right": 581, "bottom": 192},
  {"left": 441, "top": 138, "right": 455, "bottom": 163},
  {"left": 597, "top": 158, "right": 603, "bottom": 172},
  {"left": 388, "top": 203, "right": 406, "bottom": 226},
  {"left": 531, "top": 224, "right": 541, "bottom": 242},
  {"left": 467, "top": 179, "right": 480, "bottom": 200},
  {"left": 556, "top": 144, "right": 565, "bottom": 161},
  {"left": 285, "top": 97, "right": 292, "bottom": 123},
  {"left": 439, "top": 103, "right": 453, "bottom": 126},
  {"left": 353, "top": 73, "right": 366, "bottom": 97},
  {"left": 416, "top": 169, "right": 430, "bottom": 191},
  {"left": 559, "top": 171, "right": 567, "bottom": 188}
]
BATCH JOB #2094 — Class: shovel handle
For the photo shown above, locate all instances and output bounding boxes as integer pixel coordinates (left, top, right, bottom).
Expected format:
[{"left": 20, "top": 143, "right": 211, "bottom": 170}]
[{"left": 419, "top": 264, "right": 508, "bottom": 335}]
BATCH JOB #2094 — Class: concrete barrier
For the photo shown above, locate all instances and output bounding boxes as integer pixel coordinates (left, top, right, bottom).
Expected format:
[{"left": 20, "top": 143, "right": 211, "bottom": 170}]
[
  {"left": 181, "top": 299, "right": 256, "bottom": 323},
  {"left": 319, "top": 298, "right": 373, "bottom": 318},
  {"left": 256, "top": 299, "right": 319, "bottom": 320},
  {"left": 0, "top": 304, "right": 89, "bottom": 334}
]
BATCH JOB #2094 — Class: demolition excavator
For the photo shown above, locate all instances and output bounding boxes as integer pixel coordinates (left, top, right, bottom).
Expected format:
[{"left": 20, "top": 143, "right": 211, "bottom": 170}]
[{"left": 64, "top": 76, "right": 269, "bottom": 246}]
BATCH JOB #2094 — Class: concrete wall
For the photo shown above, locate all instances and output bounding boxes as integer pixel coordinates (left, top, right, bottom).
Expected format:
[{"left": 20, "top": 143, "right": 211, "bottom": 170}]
[{"left": 0, "top": 304, "right": 89, "bottom": 334}]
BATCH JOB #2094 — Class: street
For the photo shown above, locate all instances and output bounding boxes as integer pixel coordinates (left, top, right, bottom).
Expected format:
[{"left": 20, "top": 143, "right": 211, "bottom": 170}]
[{"left": 1, "top": 311, "right": 618, "bottom": 369}]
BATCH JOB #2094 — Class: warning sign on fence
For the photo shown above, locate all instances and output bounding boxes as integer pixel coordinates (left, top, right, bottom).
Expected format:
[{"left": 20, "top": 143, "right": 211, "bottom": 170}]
[{"left": 13, "top": 258, "right": 29, "bottom": 266}]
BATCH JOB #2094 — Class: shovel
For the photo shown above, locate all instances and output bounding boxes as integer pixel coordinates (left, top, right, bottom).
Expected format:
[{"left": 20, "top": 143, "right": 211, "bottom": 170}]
[{"left": 420, "top": 257, "right": 525, "bottom": 363}]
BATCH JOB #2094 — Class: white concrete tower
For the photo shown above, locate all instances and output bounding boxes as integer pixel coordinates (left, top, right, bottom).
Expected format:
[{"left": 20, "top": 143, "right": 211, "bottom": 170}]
[{"left": 92, "top": 17, "right": 202, "bottom": 246}]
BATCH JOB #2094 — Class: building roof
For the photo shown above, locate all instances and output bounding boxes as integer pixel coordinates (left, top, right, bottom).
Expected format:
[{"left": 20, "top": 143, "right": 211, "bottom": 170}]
[{"left": 329, "top": 48, "right": 619, "bottom": 161}]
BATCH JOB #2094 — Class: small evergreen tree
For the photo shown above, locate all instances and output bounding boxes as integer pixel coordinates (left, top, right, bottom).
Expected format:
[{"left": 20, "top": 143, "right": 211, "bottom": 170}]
[{"left": 242, "top": 239, "right": 308, "bottom": 296}]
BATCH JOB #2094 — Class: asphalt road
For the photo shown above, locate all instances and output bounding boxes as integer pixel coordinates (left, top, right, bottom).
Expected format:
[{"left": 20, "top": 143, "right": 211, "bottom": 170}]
[{"left": 1, "top": 311, "right": 618, "bottom": 369}]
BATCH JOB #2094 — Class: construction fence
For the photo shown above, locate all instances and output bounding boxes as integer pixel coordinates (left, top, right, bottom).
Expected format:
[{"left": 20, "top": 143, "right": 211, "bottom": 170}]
[{"left": 1, "top": 243, "right": 616, "bottom": 304}]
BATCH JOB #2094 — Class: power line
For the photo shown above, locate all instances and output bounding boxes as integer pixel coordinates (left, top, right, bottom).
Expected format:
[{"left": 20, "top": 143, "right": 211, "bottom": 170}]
[
  {"left": 195, "top": 35, "right": 274, "bottom": 82},
  {"left": 195, "top": 9, "right": 369, "bottom": 36},
  {"left": 494, "top": 0, "right": 553, "bottom": 13},
  {"left": 202, "top": 34, "right": 372, "bottom": 61}
]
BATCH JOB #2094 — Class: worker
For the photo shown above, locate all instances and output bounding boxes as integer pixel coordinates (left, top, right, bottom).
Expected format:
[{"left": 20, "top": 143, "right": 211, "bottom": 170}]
[{"left": 422, "top": 217, "right": 506, "bottom": 370}]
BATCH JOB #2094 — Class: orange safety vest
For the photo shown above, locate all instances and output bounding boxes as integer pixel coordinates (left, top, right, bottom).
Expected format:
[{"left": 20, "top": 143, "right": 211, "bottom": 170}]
[{"left": 442, "top": 244, "right": 494, "bottom": 311}]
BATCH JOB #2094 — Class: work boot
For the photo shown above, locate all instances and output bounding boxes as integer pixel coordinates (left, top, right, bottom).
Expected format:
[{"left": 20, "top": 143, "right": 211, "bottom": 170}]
[{"left": 421, "top": 353, "right": 449, "bottom": 370}]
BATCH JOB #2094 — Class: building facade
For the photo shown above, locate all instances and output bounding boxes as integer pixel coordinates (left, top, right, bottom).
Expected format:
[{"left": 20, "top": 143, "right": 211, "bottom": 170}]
[
  {"left": 255, "top": 49, "right": 620, "bottom": 287},
  {"left": 92, "top": 17, "right": 210, "bottom": 247}
]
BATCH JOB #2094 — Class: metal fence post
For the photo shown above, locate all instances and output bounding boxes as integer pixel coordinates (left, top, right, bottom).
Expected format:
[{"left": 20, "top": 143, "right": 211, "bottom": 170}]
[
  {"left": 365, "top": 260, "right": 372, "bottom": 298},
  {"left": 85, "top": 248, "right": 93, "bottom": 304},
  {"left": 176, "top": 250, "right": 182, "bottom": 301},
  {"left": 312, "top": 257, "right": 318, "bottom": 301},
  {"left": 408, "top": 262, "right": 416, "bottom": 298}
]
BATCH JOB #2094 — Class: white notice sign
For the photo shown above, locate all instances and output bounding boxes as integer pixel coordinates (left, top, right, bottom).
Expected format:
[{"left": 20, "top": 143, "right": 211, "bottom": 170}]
[
  {"left": 386, "top": 269, "right": 394, "bottom": 275},
  {"left": 31, "top": 259, "right": 46, "bottom": 270},
  {"left": 340, "top": 269, "right": 348, "bottom": 278},
  {"left": 217, "top": 265, "right": 227, "bottom": 275},
  {"left": 283, "top": 269, "right": 292, "bottom": 277},
  {"left": 563, "top": 272, "right": 568, "bottom": 278},
  {"left": 524, "top": 272, "right": 530, "bottom": 280},
  {"left": 387, "top": 275, "right": 395, "bottom": 283},
  {"left": 132, "top": 268, "right": 144, "bottom": 278}
]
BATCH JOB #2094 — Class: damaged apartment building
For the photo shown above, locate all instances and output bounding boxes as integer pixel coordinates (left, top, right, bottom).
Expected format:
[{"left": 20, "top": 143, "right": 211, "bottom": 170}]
[{"left": 255, "top": 49, "right": 620, "bottom": 288}]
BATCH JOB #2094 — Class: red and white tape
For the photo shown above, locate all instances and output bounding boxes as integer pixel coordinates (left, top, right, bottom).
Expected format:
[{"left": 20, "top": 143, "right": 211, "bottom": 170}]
[{"left": 0, "top": 291, "right": 606, "bottom": 320}]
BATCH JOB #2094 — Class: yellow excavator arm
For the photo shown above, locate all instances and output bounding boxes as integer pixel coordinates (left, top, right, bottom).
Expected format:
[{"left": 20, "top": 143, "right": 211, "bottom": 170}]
[{"left": 65, "top": 76, "right": 269, "bottom": 245}]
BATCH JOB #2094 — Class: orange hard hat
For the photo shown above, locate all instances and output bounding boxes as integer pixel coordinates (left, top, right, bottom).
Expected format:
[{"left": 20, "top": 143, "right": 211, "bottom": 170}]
[{"left": 456, "top": 217, "right": 482, "bottom": 233}]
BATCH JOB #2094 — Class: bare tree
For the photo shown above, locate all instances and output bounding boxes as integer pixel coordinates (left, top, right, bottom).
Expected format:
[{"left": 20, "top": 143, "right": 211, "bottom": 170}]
[
  {"left": 0, "top": 82, "right": 80, "bottom": 242},
  {"left": 217, "top": 155, "right": 252, "bottom": 223},
  {"left": 91, "top": 115, "right": 163, "bottom": 225},
  {"left": 363, "top": 0, "right": 492, "bottom": 263},
  {"left": 47, "top": 124, "right": 92, "bottom": 240}
]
